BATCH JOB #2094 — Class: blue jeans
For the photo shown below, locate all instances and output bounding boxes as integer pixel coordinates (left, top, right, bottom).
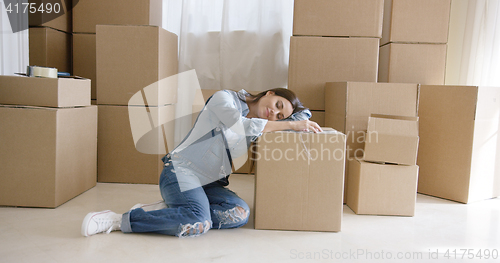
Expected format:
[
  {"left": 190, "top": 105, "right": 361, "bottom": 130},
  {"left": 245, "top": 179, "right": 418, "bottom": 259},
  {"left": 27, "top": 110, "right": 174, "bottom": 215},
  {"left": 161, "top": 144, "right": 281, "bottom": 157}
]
[{"left": 121, "top": 156, "right": 250, "bottom": 237}]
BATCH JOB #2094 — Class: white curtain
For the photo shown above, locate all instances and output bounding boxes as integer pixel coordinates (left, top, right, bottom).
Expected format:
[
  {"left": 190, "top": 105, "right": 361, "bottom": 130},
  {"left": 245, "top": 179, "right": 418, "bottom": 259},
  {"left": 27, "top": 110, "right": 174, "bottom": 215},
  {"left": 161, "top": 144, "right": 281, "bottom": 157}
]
[
  {"left": 0, "top": 2, "right": 29, "bottom": 75},
  {"left": 163, "top": 0, "right": 293, "bottom": 92},
  {"left": 162, "top": 0, "right": 294, "bottom": 145},
  {"left": 447, "top": 0, "right": 500, "bottom": 86}
]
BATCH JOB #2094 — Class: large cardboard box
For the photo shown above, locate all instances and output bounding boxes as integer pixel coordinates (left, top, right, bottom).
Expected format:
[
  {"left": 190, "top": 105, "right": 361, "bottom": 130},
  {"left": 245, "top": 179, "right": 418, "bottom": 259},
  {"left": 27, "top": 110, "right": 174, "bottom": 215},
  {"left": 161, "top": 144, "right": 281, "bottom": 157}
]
[
  {"left": 379, "top": 43, "right": 447, "bottom": 85},
  {"left": 288, "top": 37, "right": 379, "bottom": 111},
  {"left": 29, "top": 27, "right": 72, "bottom": 74},
  {"left": 324, "top": 82, "right": 419, "bottom": 157},
  {"left": 364, "top": 114, "right": 419, "bottom": 166},
  {"left": 73, "top": 33, "right": 96, "bottom": 100},
  {"left": 347, "top": 159, "right": 419, "bottom": 216},
  {"left": 98, "top": 104, "right": 175, "bottom": 184},
  {"left": 29, "top": 0, "right": 72, "bottom": 33},
  {"left": 293, "top": 0, "right": 384, "bottom": 37},
  {"left": 72, "top": 0, "right": 162, "bottom": 33},
  {"left": 96, "top": 25, "right": 178, "bottom": 106},
  {"left": 0, "top": 75, "right": 90, "bottom": 108},
  {"left": 0, "top": 105, "right": 97, "bottom": 208},
  {"left": 254, "top": 129, "right": 346, "bottom": 232},
  {"left": 417, "top": 85, "right": 500, "bottom": 203},
  {"left": 382, "top": 0, "right": 451, "bottom": 45}
]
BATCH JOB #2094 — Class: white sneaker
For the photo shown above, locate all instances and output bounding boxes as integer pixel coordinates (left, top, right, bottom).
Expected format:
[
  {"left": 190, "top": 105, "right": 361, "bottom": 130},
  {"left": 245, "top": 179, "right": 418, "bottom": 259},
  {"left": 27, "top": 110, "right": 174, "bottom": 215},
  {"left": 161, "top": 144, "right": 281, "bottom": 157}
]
[
  {"left": 130, "top": 200, "right": 168, "bottom": 212},
  {"left": 81, "top": 210, "right": 122, "bottom": 237}
]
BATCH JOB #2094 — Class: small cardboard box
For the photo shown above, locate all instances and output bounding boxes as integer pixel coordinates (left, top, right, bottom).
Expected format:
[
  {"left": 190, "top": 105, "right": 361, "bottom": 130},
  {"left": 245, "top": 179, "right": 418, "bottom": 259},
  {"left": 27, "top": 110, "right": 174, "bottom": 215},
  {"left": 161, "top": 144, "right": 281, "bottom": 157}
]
[
  {"left": 254, "top": 129, "right": 346, "bottom": 232},
  {"left": 96, "top": 25, "right": 178, "bottom": 106},
  {"left": 293, "top": 0, "right": 384, "bottom": 37},
  {"left": 0, "top": 75, "right": 90, "bottom": 108},
  {"left": 0, "top": 105, "right": 97, "bottom": 208},
  {"left": 72, "top": 0, "right": 162, "bottom": 33},
  {"left": 347, "top": 159, "right": 419, "bottom": 216},
  {"left": 29, "top": 0, "right": 72, "bottom": 33},
  {"left": 379, "top": 43, "right": 447, "bottom": 85},
  {"left": 382, "top": 0, "right": 451, "bottom": 45},
  {"left": 98, "top": 104, "right": 175, "bottom": 184},
  {"left": 418, "top": 85, "right": 500, "bottom": 203},
  {"left": 364, "top": 114, "right": 419, "bottom": 165},
  {"left": 29, "top": 27, "right": 72, "bottom": 74},
  {"left": 73, "top": 33, "right": 96, "bottom": 100},
  {"left": 288, "top": 37, "right": 379, "bottom": 111}
]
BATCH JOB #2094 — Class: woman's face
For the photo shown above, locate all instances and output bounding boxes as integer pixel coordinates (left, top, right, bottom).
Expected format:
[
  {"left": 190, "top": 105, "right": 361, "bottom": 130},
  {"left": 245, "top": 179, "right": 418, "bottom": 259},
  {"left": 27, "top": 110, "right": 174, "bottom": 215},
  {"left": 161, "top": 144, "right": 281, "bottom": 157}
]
[{"left": 257, "top": 91, "right": 294, "bottom": 121}]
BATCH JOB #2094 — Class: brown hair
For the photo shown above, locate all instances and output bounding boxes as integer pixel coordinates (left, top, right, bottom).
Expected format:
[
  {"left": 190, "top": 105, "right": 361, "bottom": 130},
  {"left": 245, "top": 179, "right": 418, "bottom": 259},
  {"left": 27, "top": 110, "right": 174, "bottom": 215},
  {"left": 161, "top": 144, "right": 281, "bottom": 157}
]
[{"left": 245, "top": 88, "right": 307, "bottom": 117}]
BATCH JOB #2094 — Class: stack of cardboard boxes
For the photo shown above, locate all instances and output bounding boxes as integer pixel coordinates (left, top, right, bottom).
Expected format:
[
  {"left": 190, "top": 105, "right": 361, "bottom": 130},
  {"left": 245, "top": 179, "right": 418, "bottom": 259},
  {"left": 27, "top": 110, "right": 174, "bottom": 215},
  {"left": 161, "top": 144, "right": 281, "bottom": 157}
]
[
  {"left": 0, "top": 76, "right": 97, "bottom": 208},
  {"left": 347, "top": 114, "right": 420, "bottom": 216},
  {"left": 28, "top": 0, "right": 73, "bottom": 75},
  {"left": 87, "top": 7, "right": 178, "bottom": 184},
  {"left": 289, "top": 0, "right": 384, "bottom": 125},
  {"left": 72, "top": 0, "right": 163, "bottom": 102},
  {"left": 378, "top": 0, "right": 451, "bottom": 84}
]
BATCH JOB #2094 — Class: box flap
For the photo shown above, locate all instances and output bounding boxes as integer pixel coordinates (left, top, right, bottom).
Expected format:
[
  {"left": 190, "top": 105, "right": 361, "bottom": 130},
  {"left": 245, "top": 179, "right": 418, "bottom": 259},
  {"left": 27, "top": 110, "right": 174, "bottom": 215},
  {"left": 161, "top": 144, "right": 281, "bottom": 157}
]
[{"left": 368, "top": 114, "right": 419, "bottom": 136}]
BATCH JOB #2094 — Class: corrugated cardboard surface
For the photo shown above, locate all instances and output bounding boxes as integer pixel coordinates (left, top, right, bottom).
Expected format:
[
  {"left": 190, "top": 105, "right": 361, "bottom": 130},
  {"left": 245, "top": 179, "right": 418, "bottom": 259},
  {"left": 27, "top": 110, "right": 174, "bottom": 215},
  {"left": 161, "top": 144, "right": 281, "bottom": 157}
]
[
  {"left": 0, "top": 105, "right": 97, "bottom": 208},
  {"left": 96, "top": 25, "right": 178, "bottom": 106},
  {"left": 379, "top": 43, "right": 447, "bottom": 85},
  {"left": 310, "top": 111, "right": 325, "bottom": 127},
  {"left": 325, "top": 82, "right": 419, "bottom": 157},
  {"left": 364, "top": 114, "right": 419, "bottom": 165},
  {"left": 293, "top": 0, "right": 383, "bottom": 37},
  {"left": 29, "top": 27, "right": 72, "bottom": 74},
  {"left": 382, "top": 0, "right": 451, "bottom": 45},
  {"left": 73, "top": 33, "right": 96, "bottom": 100},
  {"left": 254, "top": 130, "right": 346, "bottom": 232},
  {"left": 0, "top": 75, "right": 90, "bottom": 108},
  {"left": 288, "top": 37, "right": 379, "bottom": 111},
  {"left": 347, "top": 159, "right": 418, "bottom": 216},
  {"left": 417, "top": 85, "right": 500, "bottom": 203},
  {"left": 29, "top": 0, "right": 72, "bottom": 33},
  {"left": 73, "top": 0, "right": 162, "bottom": 33},
  {"left": 98, "top": 105, "right": 175, "bottom": 184}
]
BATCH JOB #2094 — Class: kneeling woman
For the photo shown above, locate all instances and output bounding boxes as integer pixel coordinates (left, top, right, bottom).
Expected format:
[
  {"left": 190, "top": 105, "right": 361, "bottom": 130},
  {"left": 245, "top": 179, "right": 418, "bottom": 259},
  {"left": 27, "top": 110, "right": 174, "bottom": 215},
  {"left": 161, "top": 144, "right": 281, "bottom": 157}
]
[{"left": 82, "top": 88, "right": 322, "bottom": 237}]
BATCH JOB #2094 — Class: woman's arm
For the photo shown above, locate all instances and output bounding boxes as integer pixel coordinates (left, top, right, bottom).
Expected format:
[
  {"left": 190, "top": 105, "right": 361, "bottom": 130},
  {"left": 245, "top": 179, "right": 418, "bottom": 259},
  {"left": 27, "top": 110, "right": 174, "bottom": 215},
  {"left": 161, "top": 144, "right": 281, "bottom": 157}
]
[{"left": 263, "top": 120, "right": 323, "bottom": 133}]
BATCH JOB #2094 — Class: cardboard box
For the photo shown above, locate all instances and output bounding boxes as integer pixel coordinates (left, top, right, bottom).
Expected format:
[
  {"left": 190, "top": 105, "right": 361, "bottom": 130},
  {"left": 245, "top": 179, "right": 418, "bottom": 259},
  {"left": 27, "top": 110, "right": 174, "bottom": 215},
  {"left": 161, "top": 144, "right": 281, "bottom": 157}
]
[
  {"left": 379, "top": 43, "right": 447, "bottom": 85},
  {"left": 73, "top": 0, "right": 162, "bottom": 33},
  {"left": 364, "top": 114, "right": 419, "bottom": 165},
  {"left": 98, "top": 104, "right": 175, "bottom": 184},
  {"left": 324, "top": 82, "right": 419, "bottom": 157},
  {"left": 293, "top": 0, "right": 383, "bottom": 37},
  {"left": 254, "top": 129, "right": 346, "bottom": 232},
  {"left": 73, "top": 33, "right": 96, "bottom": 100},
  {"left": 347, "top": 159, "right": 418, "bottom": 216},
  {"left": 310, "top": 111, "right": 325, "bottom": 127},
  {"left": 96, "top": 25, "right": 178, "bottom": 106},
  {"left": 29, "top": 0, "right": 72, "bottom": 33},
  {"left": 0, "top": 105, "right": 97, "bottom": 208},
  {"left": 382, "top": 0, "right": 451, "bottom": 45},
  {"left": 0, "top": 75, "right": 90, "bottom": 108},
  {"left": 417, "top": 85, "right": 500, "bottom": 203},
  {"left": 288, "top": 37, "right": 379, "bottom": 111},
  {"left": 29, "top": 27, "right": 72, "bottom": 74}
]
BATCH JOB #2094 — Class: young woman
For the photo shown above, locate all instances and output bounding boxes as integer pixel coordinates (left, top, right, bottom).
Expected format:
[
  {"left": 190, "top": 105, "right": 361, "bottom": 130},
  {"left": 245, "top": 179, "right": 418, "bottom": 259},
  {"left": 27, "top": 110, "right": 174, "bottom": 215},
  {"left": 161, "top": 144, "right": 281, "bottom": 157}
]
[{"left": 81, "top": 88, "right": 322, "bottom": 237}]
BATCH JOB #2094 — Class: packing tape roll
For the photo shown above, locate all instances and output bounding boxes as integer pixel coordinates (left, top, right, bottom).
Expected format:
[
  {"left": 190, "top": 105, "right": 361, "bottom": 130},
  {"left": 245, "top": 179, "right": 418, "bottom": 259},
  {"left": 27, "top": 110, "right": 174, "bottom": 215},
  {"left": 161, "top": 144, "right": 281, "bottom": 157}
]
[{"left": 27, "top": 66, "right": 58, "bottom": 78}]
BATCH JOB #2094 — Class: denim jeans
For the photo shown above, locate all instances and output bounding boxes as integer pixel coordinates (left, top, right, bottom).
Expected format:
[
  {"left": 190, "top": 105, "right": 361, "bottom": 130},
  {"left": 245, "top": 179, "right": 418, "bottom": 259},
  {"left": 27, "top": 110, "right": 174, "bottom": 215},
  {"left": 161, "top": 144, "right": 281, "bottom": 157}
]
[{"left": 121, "top": 156, "right": 250, "bottom": 237}]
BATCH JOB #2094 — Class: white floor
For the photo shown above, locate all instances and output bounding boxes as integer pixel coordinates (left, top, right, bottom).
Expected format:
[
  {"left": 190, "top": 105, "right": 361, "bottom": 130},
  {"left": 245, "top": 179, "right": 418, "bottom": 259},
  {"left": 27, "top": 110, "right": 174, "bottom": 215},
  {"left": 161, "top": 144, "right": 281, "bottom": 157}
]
[{"left": 1, "top": 174, "right": 499, "bottom": 263}]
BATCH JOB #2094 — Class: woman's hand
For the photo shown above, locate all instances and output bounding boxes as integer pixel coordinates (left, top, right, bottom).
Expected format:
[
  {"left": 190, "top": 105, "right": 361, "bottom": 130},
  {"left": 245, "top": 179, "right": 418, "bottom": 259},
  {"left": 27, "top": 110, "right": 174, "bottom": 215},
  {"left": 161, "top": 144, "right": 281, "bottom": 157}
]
[{"left": 290, "top": 120, "right": 323, "bottom": 133}]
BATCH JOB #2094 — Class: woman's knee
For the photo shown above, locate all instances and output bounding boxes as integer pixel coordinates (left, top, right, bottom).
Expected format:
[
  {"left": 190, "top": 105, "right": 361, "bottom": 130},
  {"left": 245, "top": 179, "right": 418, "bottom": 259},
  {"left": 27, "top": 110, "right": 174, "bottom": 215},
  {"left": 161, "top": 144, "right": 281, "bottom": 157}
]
[
  {"left": 177, "top": 219, "right": 212, "bottom": 238},
  {"left": 213, "top": 205, "right": 250, "bottom": 229}
]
